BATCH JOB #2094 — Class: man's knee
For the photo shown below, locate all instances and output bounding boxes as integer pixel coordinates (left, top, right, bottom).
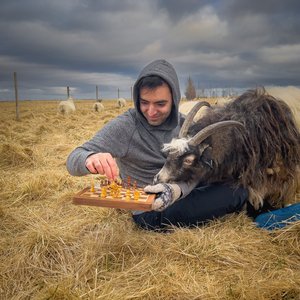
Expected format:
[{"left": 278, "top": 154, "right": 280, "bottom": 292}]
[{"left": 132, "top": 211, "right": 164, "bottom": 230}]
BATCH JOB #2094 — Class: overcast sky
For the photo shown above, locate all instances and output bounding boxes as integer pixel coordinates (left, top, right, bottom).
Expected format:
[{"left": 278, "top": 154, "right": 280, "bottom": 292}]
[{"left": 1, "top": 0, "right": 300, "bottom": 100}]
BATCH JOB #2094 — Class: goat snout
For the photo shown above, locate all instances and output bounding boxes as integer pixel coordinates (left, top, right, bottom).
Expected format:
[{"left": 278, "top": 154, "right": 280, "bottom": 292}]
[
  {"left": 153, "top": 168, "right": 171, "bottom": 184},
  {"left": 153, "top": 173, "right": 159, "bottom": 184}
]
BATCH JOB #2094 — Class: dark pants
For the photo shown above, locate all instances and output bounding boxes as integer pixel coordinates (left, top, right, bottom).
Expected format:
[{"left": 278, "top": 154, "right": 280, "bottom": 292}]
[{"left": 132, "top": 183, "right": 249, "bottom": 231}]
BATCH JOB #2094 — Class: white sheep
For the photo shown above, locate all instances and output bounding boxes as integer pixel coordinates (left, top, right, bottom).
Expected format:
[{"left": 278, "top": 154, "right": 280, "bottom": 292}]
[
  {"left": 117, "top": 98, "right": 126, "bottom": 108},
  {"left": 93, "top": 101, "right": 104, "bottom": 112},
  {"left": 179, "top": 100, "right": 211, "bottom": 122},
  {"left": 58, "top": 96, "right": 76, "bottom": 115}
]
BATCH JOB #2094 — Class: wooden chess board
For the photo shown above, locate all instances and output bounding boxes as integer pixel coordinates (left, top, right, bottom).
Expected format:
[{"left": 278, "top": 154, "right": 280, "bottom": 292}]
[{"left": 73, "top": 186, "right": 155, "bottom": 211}]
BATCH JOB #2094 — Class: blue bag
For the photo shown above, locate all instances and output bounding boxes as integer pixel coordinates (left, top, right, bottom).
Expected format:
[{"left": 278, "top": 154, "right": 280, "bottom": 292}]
[{"left": 255, "top": 202, "right": 300, "bottom": 230}]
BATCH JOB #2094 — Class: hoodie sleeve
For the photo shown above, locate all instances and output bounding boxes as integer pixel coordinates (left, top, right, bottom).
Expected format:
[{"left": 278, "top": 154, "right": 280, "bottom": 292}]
[{"left": 66, "top": 111, "right": 136, "bottom": 176}]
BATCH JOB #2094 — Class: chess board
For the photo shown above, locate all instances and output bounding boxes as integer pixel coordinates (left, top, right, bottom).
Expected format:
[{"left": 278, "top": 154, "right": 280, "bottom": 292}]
[{"left": 73, "top": 186, "right": 156, "bottom": 211}]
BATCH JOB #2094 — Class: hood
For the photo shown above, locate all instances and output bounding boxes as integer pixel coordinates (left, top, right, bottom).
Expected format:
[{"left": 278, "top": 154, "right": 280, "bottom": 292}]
[{"left": 133, "top": 59, "right": 181, "bottom": 131}]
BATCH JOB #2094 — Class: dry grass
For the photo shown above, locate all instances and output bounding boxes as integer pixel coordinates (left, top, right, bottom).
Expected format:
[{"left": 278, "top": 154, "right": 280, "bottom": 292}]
[{"left": 0, "top": 99, "right": 299, "bottom": 300}]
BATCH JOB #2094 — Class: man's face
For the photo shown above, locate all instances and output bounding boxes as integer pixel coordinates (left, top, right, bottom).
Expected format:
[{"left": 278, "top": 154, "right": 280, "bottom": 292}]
[{"left": 139, "top": 83, "right": 173, "bottom": 126}]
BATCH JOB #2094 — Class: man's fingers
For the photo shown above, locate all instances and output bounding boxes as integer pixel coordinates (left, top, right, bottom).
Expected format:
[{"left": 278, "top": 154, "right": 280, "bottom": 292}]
[
  {"left": 112, "top": 163, "right": 119, "bottom": 179},
  {"left": 100, "top": 156, "right": 119, "bottom": 180},
  {"left": 85, "top": 156, "right": 104, "bottom": 174},
  {"left": 85, "top": 160, "right": 100, "bottom": 174},
  {"left": 93, "top": 161, "right": 104, "bottom": 175},
  {"left": 101, "top": 159, "right": 113, "bottom": 180},
  {"left": 85, "top": 153, "right": 118, "bottom": 179}
]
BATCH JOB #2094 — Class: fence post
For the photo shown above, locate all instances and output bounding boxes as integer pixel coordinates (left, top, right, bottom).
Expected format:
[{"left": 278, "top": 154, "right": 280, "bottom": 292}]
[
  {"left": 96, "top": 85, "right": 99, "bottom": 100},
  {"left": 14, "top": 72, "right": 20, "bottom": 121},
  {"left": 67, "top": 86, "right": 70, "bottom": 98}
]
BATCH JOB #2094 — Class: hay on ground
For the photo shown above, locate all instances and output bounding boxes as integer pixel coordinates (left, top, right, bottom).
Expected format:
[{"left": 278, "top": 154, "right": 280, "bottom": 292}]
[{"left": 0, "top": 98, "right": 299, "bottom": 300}]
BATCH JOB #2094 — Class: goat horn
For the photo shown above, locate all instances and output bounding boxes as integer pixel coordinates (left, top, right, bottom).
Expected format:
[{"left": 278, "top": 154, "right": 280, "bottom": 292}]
[
  {"left": 179, "top": 101, "right": 211, "bottom": 138},
  {"left": 188, "top": 120, "right": 245, "bottom": 146}
]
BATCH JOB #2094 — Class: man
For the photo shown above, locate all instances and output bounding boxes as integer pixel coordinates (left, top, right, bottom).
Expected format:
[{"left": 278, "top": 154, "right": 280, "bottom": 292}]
[{"left": 66, "top": 59, "right": 248, "bottom": 230}]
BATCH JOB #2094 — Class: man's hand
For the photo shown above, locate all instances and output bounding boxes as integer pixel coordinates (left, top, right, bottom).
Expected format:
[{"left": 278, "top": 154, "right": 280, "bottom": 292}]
[
  {"left": 144, "top": 183, "right": 182, "bottom": 212},
  {"left": 85, "top": 153, "right": 119, "bottom": 180}
]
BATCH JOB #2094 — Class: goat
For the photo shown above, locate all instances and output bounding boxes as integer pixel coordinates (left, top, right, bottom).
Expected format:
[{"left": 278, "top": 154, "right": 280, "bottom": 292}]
[
  {"left": 58, "top": 96, "right": 76, "bottom": 115},
  {"left": 155, "top": 87, "right": 300, "bottom": 210},
  {"left": 117, "top": 98, "right": 126, "bottom": 108}
]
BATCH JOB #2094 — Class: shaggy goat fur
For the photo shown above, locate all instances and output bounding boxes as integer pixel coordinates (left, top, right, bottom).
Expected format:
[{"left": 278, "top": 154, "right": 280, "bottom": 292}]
[{"left": 157, "top": 88, "right": 300, "bottom": 210}]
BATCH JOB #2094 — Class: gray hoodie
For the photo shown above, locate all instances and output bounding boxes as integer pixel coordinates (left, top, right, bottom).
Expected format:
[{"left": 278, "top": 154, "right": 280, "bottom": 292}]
[{"left": 66, "top": 59, "right": 183, "bottom": 187}]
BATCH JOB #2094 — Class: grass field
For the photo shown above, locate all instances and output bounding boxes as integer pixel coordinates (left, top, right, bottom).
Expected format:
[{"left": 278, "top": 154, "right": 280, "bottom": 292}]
[{"left": 0, "top": 99, "right": 299, "bottom": 299}]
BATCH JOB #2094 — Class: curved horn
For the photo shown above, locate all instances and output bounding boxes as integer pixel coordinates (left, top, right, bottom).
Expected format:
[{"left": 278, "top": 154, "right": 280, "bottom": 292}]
[
  {"left": 188, "top": 120, "right": 245, "bottom": 146},
  {"left": 179, "top": 101, "right": 211, "bottom": 138}
]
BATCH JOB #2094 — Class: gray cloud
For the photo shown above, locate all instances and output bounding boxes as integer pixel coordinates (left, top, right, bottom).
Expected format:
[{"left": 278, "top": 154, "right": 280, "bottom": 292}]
[{"left": 0, "top": 0, "right": 299, "bottom": 100}]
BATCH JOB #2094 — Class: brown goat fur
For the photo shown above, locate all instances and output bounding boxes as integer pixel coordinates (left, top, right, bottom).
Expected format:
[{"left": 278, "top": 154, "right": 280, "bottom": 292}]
[{"left": 157, "top": 87, "right": 300, "bottom": 210}]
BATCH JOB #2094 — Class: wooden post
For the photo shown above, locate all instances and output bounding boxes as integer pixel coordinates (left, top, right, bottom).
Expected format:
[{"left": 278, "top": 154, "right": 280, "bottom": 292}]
[
  {"left": 67, "top": 86, "right": 70, "bottom": 98},
  {"left": 96, "top": 85, "right": 99, "bottom": 100},
  {"left": 117, "top": 88, "right": 120, "bottom": 99},
  {"left": 14, "top": 72, "right": 20, "bottom": 121},
  {"left": 130, "top": 86, "right": 133, "bottom": 101}
]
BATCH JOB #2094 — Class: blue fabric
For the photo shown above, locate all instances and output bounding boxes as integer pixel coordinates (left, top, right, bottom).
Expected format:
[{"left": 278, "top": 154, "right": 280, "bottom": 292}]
[{"left": 255, "top": 203, "right": 300, "bottom": 230}]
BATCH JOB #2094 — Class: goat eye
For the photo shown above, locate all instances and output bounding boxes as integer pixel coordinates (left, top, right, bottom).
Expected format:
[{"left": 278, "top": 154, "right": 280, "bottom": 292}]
[{"left": 183, "top": 157, "right": 194, "bottom": 166}]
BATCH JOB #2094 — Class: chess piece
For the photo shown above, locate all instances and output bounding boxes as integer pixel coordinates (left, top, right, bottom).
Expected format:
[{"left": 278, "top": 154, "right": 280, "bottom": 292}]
[
  {"left": 90, "top": 177, "right": 95, "bottom": 192},
  {"left": 133, "top": 190, "right": 140, "bottom": 201},
  {"left": 101, "top": 186, "right": 107, "bottom": 198}
]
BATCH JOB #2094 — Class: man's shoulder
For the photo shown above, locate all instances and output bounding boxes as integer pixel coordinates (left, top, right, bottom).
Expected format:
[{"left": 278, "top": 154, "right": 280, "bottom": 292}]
[
  {"left": 114, "top": 108, "right": 137, "bottom": 125},
  {"left": 119, "top": 108, "right": 136, "bottom": 119},
  {"left": 105, "top": 109, "right": 137, "bottom": 132},
  {"left": 98, "top": 109, "right": 137, "bottom": 141}
]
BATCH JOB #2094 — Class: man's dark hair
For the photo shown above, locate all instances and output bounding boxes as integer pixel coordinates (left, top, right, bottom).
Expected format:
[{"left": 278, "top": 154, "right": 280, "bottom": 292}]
[{"left": 137, "top": 75, "right": 168, "bottom": 91}]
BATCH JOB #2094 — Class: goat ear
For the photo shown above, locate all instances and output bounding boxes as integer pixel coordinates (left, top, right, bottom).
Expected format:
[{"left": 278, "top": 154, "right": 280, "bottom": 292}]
[
  {"left": 198, "top": 143, "right": 210, "bottom": 155},
  {"left": 202, "top": 145, "right": 212, "bottom": 158},
  {"left": 183, "top": 154, "right": 196, "bottom": 167},
  {"left": 201, "top": 146, "right": 214, "bottom": 169}
]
